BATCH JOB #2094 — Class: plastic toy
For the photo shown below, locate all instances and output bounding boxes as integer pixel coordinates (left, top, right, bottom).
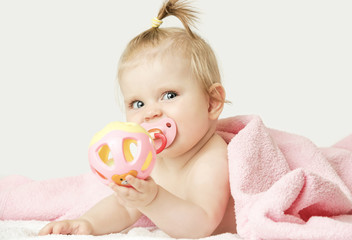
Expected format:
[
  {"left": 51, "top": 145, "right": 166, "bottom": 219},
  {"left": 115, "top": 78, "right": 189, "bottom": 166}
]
[{"left": 88, "top": 118, "right": 176, "bottom": 186}]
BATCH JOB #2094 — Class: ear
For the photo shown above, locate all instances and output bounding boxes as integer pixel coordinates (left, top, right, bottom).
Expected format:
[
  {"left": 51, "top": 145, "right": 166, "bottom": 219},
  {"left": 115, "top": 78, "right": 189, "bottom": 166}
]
[{"left": 207, "top": 83, "right": 226, "bottom": 120}]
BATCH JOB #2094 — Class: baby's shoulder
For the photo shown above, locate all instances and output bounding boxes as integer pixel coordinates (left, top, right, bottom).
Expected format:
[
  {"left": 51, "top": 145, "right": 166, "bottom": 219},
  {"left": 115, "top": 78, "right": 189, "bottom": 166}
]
[
  {"left": 185, "top": 134, "right": 229, "bottom": 193},
  {"left": 198, "top": 133, "right": 227, "bottom": 160},
  {"left": 190, "top": 134, "right": 228, "bottom": 174}
]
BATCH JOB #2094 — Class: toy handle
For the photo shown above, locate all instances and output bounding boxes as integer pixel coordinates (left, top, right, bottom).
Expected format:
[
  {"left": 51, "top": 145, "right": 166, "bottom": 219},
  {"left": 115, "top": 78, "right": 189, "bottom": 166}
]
[{"left": 154, "top": 133, "right": 167, "bottom": 154}]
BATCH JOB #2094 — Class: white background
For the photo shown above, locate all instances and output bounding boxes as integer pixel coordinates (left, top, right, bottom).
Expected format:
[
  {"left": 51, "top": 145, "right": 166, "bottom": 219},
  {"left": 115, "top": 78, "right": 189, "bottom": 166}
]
[{"left": 1, "top": 0, "right": 351, "bottom": 180}]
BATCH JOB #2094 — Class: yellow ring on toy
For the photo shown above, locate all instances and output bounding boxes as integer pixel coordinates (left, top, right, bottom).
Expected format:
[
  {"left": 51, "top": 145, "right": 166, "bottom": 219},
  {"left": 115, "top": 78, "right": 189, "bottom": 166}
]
[{"left": 89, "top": 122, "right": 151, "bottom": 146}]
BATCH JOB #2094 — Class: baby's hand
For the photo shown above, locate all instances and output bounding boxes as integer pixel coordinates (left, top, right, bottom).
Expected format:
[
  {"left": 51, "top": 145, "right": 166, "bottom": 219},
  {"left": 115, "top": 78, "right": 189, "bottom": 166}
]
[
  {"left": 38, "top": 219, "right": 93, "bottom": 235},
  {"left": 110, "top": 175, "right": 158, "bottom": 209}
]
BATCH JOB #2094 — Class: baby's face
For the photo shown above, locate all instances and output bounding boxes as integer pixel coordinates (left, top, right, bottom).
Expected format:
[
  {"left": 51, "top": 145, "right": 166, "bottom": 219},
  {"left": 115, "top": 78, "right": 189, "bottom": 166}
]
[{"left": 119, "top": 53, "right": 212, "bottom": 157}]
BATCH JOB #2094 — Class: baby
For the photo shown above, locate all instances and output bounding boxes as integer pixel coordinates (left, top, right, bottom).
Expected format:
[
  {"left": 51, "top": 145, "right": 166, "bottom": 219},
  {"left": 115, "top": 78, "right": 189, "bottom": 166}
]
[{"left": 39, "top": 0, "right": 236, "bottom": 238}]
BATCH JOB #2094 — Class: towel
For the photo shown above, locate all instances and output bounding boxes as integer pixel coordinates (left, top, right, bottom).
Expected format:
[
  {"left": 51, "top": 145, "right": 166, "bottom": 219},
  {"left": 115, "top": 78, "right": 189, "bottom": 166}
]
[{"left": 217, "top": 115, "right": 352, "bottom": 240}]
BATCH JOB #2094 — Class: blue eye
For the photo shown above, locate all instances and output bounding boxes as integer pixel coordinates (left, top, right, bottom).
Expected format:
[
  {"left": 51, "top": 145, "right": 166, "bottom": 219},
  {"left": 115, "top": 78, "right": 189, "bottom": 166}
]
[
  {"left": 162, "top": 91, "right": 177, "bottom": 100},
  {"left": 131, "top": 101, "right": 144, "bottom": 109}
]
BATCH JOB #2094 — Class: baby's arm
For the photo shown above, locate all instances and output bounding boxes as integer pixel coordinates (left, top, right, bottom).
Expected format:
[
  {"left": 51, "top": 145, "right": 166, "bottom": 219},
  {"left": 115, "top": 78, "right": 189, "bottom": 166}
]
[
  {"left": 39, "top": 194, "right": 141, "bottom": 235},
  {"left": 79, "top": 194, "right": 142, "bottom": 235},
  {"left": 141, "top": 181, "right": 230, "bottom": 238},
  {"left": 111, "top": 135, "right": 230, "bottom": 238},
  {"left": 144, "top": 152, "right": 229, "bottom": 237}
]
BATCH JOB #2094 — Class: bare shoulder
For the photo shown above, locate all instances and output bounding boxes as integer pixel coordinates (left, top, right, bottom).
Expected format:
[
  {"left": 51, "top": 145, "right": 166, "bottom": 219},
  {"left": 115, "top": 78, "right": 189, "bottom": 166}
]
[
  {"left": 203, "top": 133, "right": 228, "bottom": 157},
  {"left": 186, "top": 133, "right": 229, "bottom": 192},
  {"left": 193, "top": 133, "right": 228, "bottom": 170}
]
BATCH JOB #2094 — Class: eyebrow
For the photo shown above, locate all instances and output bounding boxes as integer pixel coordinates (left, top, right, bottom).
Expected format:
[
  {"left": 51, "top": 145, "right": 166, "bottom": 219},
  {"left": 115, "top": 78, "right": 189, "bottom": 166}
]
[{"left": 124, "top": 97, "right": 139, "bottom": 104}]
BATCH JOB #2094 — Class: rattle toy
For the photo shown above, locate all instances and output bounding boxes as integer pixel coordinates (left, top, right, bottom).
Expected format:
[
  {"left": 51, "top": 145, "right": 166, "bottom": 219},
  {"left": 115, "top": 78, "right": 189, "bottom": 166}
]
[{"left": 88, "top": 118, "right": 176, "bottom": 186}]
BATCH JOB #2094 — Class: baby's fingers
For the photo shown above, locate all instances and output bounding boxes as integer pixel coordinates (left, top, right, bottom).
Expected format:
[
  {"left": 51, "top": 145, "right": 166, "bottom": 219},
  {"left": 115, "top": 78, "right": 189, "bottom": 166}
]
[
  {"left": 38, "top": 221, "right": 68, "bottom": 235},
  {"left": 38, "top": 222, "right": 53, "bottom": 235},
  {"left": 125, "top": 175, "right": 143, "bottom": 191},
  {"left": 52, "top": 222, "right": 73, "bottom": 234},
  {"left": 38, "top": 221, "right": 80, "bottom": 235}
]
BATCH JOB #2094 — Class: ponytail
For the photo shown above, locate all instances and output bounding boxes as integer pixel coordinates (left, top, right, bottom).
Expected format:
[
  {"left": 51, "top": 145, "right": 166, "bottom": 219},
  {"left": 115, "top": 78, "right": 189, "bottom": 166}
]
[{"left": 154, "top": 0, "right": 198, "bottom": 38}]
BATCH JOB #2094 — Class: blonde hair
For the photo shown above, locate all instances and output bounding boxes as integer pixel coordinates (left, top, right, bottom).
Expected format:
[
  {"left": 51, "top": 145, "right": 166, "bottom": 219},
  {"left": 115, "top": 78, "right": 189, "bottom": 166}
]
[{"left": 117, "top": 0, "right": 224, "bottom": 101}]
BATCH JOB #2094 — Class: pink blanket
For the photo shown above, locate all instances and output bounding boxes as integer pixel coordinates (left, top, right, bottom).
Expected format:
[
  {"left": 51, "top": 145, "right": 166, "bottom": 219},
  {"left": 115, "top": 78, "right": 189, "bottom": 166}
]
[
  {"left": 217, "top": 115, "right": 352, "bottom": 240},
  {"left": 0, "top": 173, "right": 112, "bottom": 221},
  {"left": 0, "top": 173, "right": 153, "bottom": 227},
  {"left": 1, "top": 115, "right": 352, "bottom": 239}
]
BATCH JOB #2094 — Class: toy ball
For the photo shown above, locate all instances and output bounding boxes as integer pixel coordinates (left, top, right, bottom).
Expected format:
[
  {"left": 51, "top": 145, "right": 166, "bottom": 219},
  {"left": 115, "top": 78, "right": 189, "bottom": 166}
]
[{"left": 88, "top": 122, "right": 166, "bottom": 186}]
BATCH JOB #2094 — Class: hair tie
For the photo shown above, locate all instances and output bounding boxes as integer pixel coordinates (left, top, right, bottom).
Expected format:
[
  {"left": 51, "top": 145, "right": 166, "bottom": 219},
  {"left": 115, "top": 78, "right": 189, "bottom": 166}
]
[{"left": 151, "top": 17, "right": 163, "bottom": 28}]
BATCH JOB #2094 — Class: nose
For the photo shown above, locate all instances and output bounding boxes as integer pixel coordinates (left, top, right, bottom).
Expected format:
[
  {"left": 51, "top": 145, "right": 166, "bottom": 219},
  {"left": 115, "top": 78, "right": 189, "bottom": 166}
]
[{"left": 144, "top": 105, "right": 162, "bottom": 122}]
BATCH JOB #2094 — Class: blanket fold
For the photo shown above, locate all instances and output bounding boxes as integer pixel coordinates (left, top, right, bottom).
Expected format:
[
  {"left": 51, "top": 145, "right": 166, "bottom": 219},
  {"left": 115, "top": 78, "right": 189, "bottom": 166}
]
[{"left": 217, "top": 115, "right": 352, "bottom": 240}]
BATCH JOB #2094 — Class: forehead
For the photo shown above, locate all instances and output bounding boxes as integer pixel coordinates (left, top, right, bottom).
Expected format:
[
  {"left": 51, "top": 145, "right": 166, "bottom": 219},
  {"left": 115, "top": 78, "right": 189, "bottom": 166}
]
[
  {"left": 119, "top": 50, "right": 191, "bottom": 85},
  {"left": 118, "top": 54, "right": 208, "bottom": 104},
  {"left": 122, "top": 44, "right": 187, "bottom": 70}
]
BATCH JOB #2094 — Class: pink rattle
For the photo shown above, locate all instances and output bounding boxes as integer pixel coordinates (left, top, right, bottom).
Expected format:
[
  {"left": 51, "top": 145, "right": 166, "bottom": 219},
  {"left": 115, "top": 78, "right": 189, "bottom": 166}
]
[{"left": 88, "top": 118, "right": 176, "bottom": 186}]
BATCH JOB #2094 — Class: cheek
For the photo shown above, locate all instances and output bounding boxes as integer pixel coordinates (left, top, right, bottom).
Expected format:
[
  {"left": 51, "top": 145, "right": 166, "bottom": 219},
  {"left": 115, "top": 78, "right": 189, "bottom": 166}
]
[
  {"left": 125, "top": 112, "right": 133, "bottom": 122},
  {"left": 182, "top": 114, "right": 209, "bottom": 139},
  {"left": 182, "top": 102, "right": 209, "bottom": 125},
  {"left": 173, "top": 106, "right": 210, "bottom": 145},
  {"left": 125, "top": 112, "right": 141, "bottom": 124},
  {"left": 175, "top": 95, "right": 209, "bottom": 132},
  {"left": 168, "top": 119, "right": 209, "bottom": 157}
]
